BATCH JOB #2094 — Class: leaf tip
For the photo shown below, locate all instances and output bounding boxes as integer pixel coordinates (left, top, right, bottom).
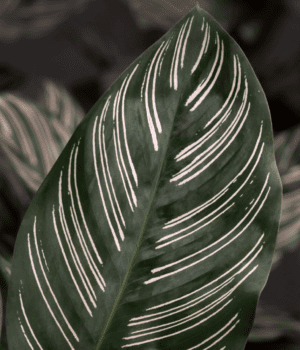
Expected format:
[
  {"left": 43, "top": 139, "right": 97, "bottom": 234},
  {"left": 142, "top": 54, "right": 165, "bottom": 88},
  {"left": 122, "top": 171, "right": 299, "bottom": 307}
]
[{"left": 194, "top": 2, "right": 203, "bottom": 12}]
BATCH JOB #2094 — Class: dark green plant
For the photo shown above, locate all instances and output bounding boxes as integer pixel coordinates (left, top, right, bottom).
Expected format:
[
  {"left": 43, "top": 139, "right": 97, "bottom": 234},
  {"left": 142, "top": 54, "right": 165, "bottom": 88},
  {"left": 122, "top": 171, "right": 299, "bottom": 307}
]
[{"left": 4, "top": 5, "right": 282, "bottom": 349}]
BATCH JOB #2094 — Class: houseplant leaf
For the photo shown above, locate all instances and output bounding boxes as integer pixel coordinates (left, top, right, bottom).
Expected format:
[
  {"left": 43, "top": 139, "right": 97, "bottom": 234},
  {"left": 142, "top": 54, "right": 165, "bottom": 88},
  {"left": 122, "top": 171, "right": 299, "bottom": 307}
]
[
  {"left": 0, "top": 79, "right": 85, "bottom": 194},
  {"left": 6, "top": 4, "right": 282, "bottom": 350}
]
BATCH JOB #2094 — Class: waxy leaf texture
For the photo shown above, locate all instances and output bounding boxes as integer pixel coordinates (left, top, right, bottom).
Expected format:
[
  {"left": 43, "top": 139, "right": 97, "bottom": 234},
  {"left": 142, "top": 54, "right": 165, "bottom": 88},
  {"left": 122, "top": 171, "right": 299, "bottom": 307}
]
[{"left": 6, "top": 5, "right": 282, "bottom": 350}]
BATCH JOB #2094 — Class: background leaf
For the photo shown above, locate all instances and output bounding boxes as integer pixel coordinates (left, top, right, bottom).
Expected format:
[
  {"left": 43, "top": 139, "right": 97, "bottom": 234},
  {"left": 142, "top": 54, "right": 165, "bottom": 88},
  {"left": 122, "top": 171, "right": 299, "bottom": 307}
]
[
  {"left": 0, "top": 79, "right": 84, "bottom": 194},
  {"left": 271, "top": 126, "right": 300, "bottom": 269},
  {"left": 0, "top": 0, "right": 96, "bottom": 41},
  {"left": 250, "top": 304, "right": 300, "bottom": 343}
]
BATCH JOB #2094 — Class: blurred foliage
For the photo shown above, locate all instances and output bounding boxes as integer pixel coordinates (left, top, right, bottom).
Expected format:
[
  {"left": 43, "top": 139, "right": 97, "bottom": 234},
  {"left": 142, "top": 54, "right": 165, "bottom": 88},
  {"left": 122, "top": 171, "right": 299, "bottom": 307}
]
[
  {"left": 249, "top": 304, "right": 300, "bottom": 344},
  {"left": 0, "top": 81, "right": 84, "bottom": 192},
  {"left": 272, "top": 127, "right": 300, "bottom": 269},
  {"left": 0, "top": 0, "right": 96, "bottom": 41}
]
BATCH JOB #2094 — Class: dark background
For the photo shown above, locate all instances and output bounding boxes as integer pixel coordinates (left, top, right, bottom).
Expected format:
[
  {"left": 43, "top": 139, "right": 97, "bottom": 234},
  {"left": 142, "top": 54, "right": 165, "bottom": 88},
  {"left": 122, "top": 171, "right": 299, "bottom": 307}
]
[{"left": 1, "top": 0, "right": 300, "bottom": 349}]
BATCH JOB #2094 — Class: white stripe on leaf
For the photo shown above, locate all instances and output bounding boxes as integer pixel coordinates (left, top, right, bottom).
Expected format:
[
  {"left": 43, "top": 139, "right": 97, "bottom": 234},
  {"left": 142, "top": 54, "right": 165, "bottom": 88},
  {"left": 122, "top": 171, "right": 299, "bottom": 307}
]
[
  {"left": 99, "top": 97, "right": 125, "bottom": 241},
  {"left": 32, "top": 217, "right": 80, "bottom": 342},
  {"left": 126, "top": 297, "right": 233, "bottom": 338},
  {"left": 146, "top": 175, "right": 270, "bottom": 284},
  {"left": 69, "top": 143, "right": 105, "bottom": 290},
  {"left": 204, "top": 24, "right": 211, "bottom": 54},
  {"left": 191, "top": 22, "right": 210, "bottom": 74},
  {"left": 181, "top": 16, "right": 194, "bottom": 69},
  {"left": 188, "top": 32, "right": 224, "bottom": 111},
  {"left": 145, "top": 41, "right": 166, "bottom": 150},
  {"left": 201, "top": 17, "right": 205, "bottom": 31},
  {"left": 172, "top": 80, "right": 250, "bottom": 186},
  {"left": 204, "top": 54, "right": 241, "bottom": 129},
  {"left": 124, "top": 267, "right": 256, "bottom": 347},
  {"left": 159, "top": 35, "right": 173, "bottom": 77},
  {"left": 28, "top": 217, "right": 79, "bottom": 348},
  {"left": 122, "top": 299, "right": 232, "bottom": 347},
  {"left": 52, "top": 204, "right": 94, "bottom": 317},
  {"left": 130, "top": 279, "right": 234, "bottom": 327},
  {"left": 165, "top": 122, "right": 263, "bottom": 231},
  {"left": 39, "top": 240, "right": 50, "bottom": 273},
  {"left": 19, "top": 286, "right": 43, "bottom": 349},
  {"left": 58, "top": 171, "right": 98, "bottom": 307},
  {"left": 173, "top": 18, "right": 190, "bottom": 90},
  {"left": 122, "top": 64, "right": 139, "bottom": 187},
  {"left": 112, "top": 90, "right": 134, "bottom": 211},
  {"left": 143, "top": 234, "right": 264, "bottom": 312},
  {"left": 186, "top": 314, "right": 239, "bottom": 350},
  {"left": 73, "top": 139, "right": 105, "bottom": 267},
  {"left": 176, "top": 51, "right": 238, "bottom": 162},
  {"left": 156, "top": 203, "right": 235, "bottom": 250},
  {"left": 116, "top": 76, "right": 138, "bottom": 206},
  {"left": 94, "top": 106, "right": 122, "bottom": 251},
  {"left": 135, "top": 243, "right": 263, "bottom": 326}
]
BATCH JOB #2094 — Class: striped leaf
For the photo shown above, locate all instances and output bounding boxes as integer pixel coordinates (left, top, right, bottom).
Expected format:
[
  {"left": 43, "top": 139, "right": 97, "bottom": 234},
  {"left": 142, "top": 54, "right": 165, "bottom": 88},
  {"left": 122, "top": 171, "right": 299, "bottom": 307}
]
[
  {"left": 6, "top": 5, "right": 281, "bottom": 350},
  {"left": 0, "top": 79, "right": 84, "bottom": 193}
]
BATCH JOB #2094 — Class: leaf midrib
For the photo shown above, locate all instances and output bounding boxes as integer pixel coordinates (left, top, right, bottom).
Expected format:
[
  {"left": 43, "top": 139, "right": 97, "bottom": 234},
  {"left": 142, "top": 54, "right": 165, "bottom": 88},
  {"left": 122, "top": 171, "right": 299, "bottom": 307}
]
[{"left": 96, "top": 110, "right": 176, "bottom": 350}]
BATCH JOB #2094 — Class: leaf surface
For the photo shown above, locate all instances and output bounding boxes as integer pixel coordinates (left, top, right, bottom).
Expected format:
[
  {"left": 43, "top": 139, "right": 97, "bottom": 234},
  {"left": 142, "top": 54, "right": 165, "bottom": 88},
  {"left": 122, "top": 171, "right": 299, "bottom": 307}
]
[
  {"left": 6, "top": 5, "right": 282, "bottom": 350},
  {"left": 0, "top": 79, "right": 84, "bottom": 193}
]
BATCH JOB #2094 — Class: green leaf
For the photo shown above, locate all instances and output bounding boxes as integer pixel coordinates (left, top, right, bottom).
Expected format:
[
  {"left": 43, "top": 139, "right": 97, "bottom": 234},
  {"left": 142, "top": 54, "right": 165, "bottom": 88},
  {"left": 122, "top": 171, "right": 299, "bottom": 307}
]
[
  {"left": 0, "top": 79, "right": 84, "bottom": 194},
  {"left": 6, "top": 5, "right": 282, "bottom": 350}
]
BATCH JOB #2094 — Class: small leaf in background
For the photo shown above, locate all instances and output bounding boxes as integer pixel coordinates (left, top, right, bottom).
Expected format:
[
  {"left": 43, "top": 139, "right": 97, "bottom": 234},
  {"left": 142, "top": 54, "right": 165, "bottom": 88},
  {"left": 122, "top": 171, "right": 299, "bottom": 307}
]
[
  {"left": 249, "top": 304, "right": 300, "bottom": 343},
  {"left": 0, "top": 0, "right": 96, "bottom": 41},
  {"left": 0, "top": 79, "right": 85, "bottom": 193},
  {"left": 5, "top": 5, "right": 281, "bottom": 350}
]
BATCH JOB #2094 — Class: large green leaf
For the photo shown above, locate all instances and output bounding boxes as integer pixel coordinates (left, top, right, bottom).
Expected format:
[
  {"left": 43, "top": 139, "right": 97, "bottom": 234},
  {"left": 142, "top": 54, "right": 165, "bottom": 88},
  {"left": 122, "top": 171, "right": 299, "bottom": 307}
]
[{"left": 6, "top": 5, "right": 281, "bottom": 350}]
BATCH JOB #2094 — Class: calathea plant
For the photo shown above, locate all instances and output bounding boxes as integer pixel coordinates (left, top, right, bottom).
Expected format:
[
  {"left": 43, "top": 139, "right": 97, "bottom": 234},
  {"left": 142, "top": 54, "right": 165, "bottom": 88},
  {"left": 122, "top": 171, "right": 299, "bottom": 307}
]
[{"left": 5, "top": 4, "right": 282, "bottom": 350}]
